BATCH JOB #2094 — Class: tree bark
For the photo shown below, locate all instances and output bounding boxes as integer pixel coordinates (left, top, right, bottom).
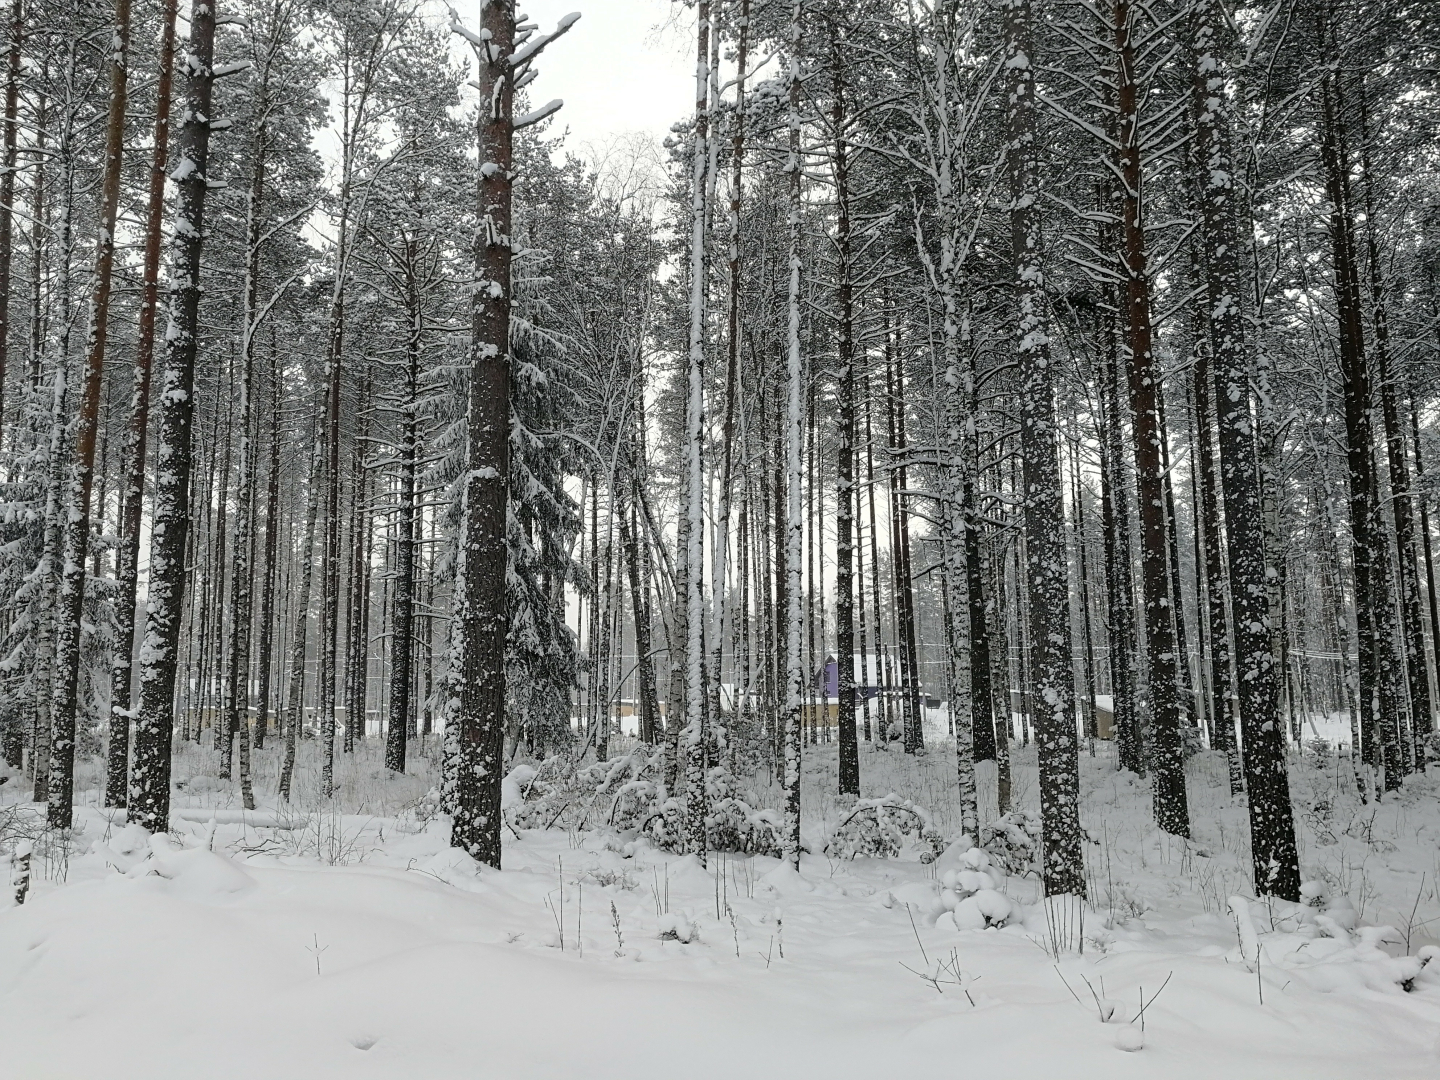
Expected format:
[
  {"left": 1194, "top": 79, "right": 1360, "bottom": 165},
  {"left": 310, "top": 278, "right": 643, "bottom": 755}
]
[
  {"left": 680, "top": 0, "right": 712, "bottom": 860},
  {"left": 1004, "top": 0, "right": 1086, "bottom": 888},
  {"left": 130, "top": 0, "right": 219, "bottom": 832},
  {"left": 781, "top": 0, "right": 805, "bottom": 867},
  {"left": 1115, "top": 0, "right": 1189, "bottom": 837},
  {"left": 46, "top": 0, "right": 132, "bottom": 829},
  {"left": 1192, "top": 0, "right": 1298, "bottom": 896},
  {"left": 0, "top": 0, "right": 21, "bottom": 437},
  {"left": 830, "top": 26, "right": 859, "bottom": 795}
]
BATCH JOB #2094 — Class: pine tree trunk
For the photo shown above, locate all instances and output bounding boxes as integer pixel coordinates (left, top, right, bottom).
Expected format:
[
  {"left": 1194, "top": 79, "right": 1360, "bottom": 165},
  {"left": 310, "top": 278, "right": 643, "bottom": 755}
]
[
  {"left": 1115, "top": 0, "right": 1188, "bottom": 835},
  {"left": 1190, "top": 319, "right": 1241, "bottom": 793},
  {"left": 129, "top": 0, "right": 218, "bottom": 832},
  {"left": 1358, "top": 84, "right": 1432, "bottom": 749},
  {"left": 46, "top": 0, "right": 132, "bottom": 829},
  {"left": 452, "top": 0, "right": 536, "bottom": 866},
  {"left": 889, "top": 352, "right": 923, "bottom": 753},
  {"left": 1410, "top": 391, "right": 1440, "bottom": 732},
  {"left": 385, "top": 284, "right": 420, "bottom": 772},
  {"left": 1003, "top": 0, "right": 1087, "bottom": 883},
  {"left": 1193, "top": 0, "right": 1298, "bottom": 896},
  {"left": 279, "top": 440, "right": 322, "bottom": 802},
  {"left": 225, "top": 96, "right": 271, "bottom": 809},
  {"left": 1096, "top": 289, "right": 1140, "bottom": 773},
  {"left": 0, "top": 0, "right": 21, "bottom": 435},
  {"left": 1156, "top": 390, "right": 1196, "bottom": 730},
  {"left": 826, "top": 29, "right": 859, "bottom": 795},
  {"left": 254, "top": 362, "right": 281, "bottom": 751}
]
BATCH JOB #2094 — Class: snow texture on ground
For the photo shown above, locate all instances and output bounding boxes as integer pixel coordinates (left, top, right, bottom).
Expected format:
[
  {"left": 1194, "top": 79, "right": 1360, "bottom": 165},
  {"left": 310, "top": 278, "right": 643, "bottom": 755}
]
[{"left": 2, "top": 737, "right": 1438, "bottom": 1079}]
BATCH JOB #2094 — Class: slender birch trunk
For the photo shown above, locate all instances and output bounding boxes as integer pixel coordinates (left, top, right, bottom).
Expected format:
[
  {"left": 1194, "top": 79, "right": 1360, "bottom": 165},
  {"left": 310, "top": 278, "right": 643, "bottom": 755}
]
[
  {"left": 781, "top": 0, "right": 805, "bottom": 868},
  {"left": 682, "top": 0, "right": 712, "bottom": 862}
]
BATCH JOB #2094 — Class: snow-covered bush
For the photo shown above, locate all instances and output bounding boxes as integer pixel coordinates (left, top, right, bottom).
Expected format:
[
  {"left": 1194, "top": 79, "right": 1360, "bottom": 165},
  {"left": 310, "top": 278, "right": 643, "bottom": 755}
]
[
  {"left": 703, "top": 767, "right": 783, "bottom": 857},
  {"left": 979, "top": 809, "right": 1042, "bottom": 875},
  {"left": 936, "top": 846, "right": 1016, "bottom": 929},
  {"left": 825, "top": 794, "right": 944, "bottom": 861},
  {"left": 505, "top": 746, "right": 660, "bottom": 833},
  {"left": 503, "top": 751, "right": 781, "bottom": 857}
]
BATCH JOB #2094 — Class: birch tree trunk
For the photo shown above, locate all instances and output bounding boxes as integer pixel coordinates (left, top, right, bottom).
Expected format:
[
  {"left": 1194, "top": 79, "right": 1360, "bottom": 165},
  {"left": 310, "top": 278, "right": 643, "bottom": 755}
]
[
  {"left": 682, "top": 0, "right": 711, "bottom": 862},
  {"left": 781, "top": 0, "right": 805, "bottom": 868}
]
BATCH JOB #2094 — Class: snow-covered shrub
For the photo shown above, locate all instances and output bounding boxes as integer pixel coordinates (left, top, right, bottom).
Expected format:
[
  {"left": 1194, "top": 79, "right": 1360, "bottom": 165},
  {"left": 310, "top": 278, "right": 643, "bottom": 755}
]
[
  {"left": 505, "top": 746, "right": 661, "bottom": 833},
  {"left": 979, "top": 809, "right": 1042, "bottom": 875},
  {"left": 394, "top": 787, "right": 446, "bottom": 834},
  {"left": 703, "top": 767, "right": 784, "bottom": 857},
  {"left": 658, "top": 912, "right": 698, "bottom": 943},
  {"left": 825, "top": 794, "right": 944, "bottom": 861},
  {"left": 935, "top": 846, "right": 1016, "bottom": 929},
  {"left": 504, "top": 749, "right": 782, "bottom": 857}
]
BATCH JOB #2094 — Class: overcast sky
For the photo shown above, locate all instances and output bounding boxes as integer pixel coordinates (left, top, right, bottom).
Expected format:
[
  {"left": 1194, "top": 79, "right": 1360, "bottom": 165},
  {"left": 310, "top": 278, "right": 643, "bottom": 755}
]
[{"left": 510, "top": 1, "right": 695, "bottom": 156}]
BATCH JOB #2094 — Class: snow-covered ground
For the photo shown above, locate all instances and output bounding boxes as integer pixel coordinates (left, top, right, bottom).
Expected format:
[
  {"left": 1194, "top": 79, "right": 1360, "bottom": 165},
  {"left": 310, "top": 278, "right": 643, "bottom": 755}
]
[{"left": 2, "top": 738, "right": 1438, "bottom": 1079}]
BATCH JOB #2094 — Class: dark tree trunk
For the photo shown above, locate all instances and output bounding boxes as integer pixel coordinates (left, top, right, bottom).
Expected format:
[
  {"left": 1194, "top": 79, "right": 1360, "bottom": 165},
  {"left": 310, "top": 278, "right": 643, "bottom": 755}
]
[
  {"left": 1193, "top": 0, "right": 1298, "bottom": 896},
  {"left": 254, "top": 360, "right": 281, "bottom": 751},
  {"left": 47, "top": 0, "right": 133, "bottom": 829},
  {"left": 0, "top": 0, "right": 21, "bottom": 434},
  {"left": 1006, "top": 0, "right": 1085, "bottom": 894},
  {"left": 129, "top": 0, "right": 218, "bottom": 832},
  {"left": 1096, "top": 288, "right": 1140, "bottom": 774},
  {"left": 1116, "top": 0, "right": 1188, "bottom": 836},
  {"left": 830, "top": 31, "right": 858, "bottom": 795},
  {"left": 454, "top": 0, "right": 533, "bottom": 866},
  {"left": 1320, "top": 63, "right": 1391, "bottom": 791},
  {"left": 1191, "top": 322, "right": 1242, "bottom": 793},
  {"left": 107, "top": 0, "right": 177, "bottom": 806},
  {"left": 386, "top": 284, "right": 420, "bottom": 773},
  {"left": 279, "top": 440, "right": 322, "bottom": 802},
  {"left": 1357, "top": 84, "right": 1432, "bottom": 751}
]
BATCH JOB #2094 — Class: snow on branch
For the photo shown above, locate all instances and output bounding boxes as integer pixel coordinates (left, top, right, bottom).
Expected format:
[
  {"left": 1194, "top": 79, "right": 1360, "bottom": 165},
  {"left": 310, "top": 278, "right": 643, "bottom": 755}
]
[{"left": 514, "top": 99, "right": 563, "bottom": 130}]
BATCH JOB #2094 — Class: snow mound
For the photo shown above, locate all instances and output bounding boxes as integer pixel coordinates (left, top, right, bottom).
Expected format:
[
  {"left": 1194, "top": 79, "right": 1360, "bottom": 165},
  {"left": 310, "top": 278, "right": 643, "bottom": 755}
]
[{"left": 143, "top": 837, "right": 255, "bottom": 898}]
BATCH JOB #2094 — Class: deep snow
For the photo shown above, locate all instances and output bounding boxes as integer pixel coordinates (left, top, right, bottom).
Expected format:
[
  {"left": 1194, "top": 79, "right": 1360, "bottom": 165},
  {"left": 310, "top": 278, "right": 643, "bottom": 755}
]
[{"left": 2, "top": 735, "right": 1438, "bottom": 1079}]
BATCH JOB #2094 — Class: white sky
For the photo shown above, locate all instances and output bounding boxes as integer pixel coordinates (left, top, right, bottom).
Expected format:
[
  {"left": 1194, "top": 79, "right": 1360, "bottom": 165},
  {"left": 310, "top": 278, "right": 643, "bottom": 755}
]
[{"left": 511, "top": 1, "right": 695, "bottom": 154}]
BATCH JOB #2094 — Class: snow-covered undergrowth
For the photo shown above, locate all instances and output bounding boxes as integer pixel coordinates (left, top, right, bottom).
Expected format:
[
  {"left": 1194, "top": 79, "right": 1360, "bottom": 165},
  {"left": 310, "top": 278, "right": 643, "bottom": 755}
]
[{"left": 2, "top": 737, "right": 1439, "bottom": 1078}]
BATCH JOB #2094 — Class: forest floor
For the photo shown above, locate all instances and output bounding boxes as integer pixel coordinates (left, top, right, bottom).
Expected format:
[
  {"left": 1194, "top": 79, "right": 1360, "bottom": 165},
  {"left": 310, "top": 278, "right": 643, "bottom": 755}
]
[{"left": 2, "top": 735, "right": 1439, "bottom": 1078}]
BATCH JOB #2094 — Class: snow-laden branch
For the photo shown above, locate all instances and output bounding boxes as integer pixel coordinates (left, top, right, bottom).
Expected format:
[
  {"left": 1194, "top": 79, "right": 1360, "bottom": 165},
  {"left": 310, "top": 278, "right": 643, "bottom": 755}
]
[{"left": 514, "top": 98, "right": 563, "bottom": 129}]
